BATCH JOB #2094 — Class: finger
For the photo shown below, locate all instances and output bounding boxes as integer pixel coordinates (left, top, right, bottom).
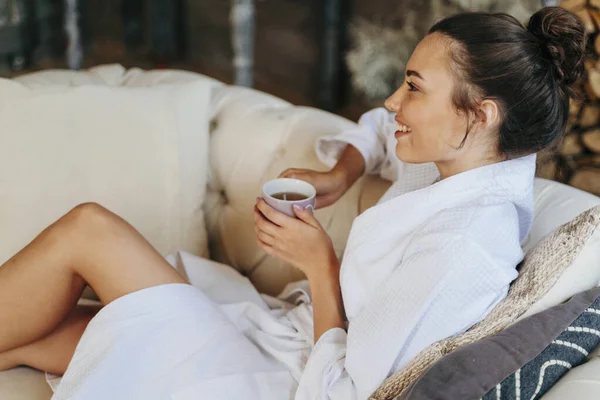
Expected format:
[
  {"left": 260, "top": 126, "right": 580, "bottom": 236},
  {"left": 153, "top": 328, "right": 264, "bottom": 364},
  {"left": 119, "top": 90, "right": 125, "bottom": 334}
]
[
  {"left": 256, "top": 236, "right": 278, "bottom": 258},
  {"left": 292, "top": 204, "right": 321, "bottom": 228},
  {"left": 256, "top": 229, "right": 275, "bottom": 246},
  {"left": 253, "top": 206, "right": 280, "bottom": 236},
  {"left": 256, "top": 199, "right": 291, "bottom": 227},
  {"left": 278, "top": 169, "right": 295, "bottom": 178},
  {"left": 279, "top": 168, "right": 304, "bottom": 178}
]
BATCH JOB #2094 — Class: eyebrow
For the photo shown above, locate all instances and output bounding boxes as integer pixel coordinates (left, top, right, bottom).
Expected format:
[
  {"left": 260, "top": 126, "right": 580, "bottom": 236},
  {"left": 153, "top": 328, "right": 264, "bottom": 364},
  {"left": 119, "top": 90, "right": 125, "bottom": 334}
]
[{"left": 406, "top": 70, "right": 425, "bottom": 81}]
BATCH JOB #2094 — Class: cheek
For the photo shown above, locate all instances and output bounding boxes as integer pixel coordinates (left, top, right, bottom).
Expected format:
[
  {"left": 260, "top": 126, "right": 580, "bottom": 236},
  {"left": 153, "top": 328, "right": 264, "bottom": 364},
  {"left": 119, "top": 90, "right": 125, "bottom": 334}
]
[{"left": 396, "top": 102, "right": 463, "bottom": 161}]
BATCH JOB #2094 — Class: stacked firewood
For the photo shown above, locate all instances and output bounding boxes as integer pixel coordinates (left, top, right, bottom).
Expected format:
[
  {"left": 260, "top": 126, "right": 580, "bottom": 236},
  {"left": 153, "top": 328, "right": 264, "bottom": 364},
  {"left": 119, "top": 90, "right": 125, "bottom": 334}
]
[{"left": 537, "top": 0, "right": 600, "bottom": 195}]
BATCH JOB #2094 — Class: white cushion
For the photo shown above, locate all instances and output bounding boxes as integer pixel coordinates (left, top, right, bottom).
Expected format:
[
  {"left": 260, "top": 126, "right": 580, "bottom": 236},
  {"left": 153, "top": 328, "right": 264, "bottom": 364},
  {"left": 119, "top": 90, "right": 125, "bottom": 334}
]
[
  {"left": 14, "top": 64, "right": 223, "bottom": 90},
  {"left": 517, "top": 180, "right": 600, "bottom": 322},
  {"left": 0, "top": 78, "right": 212, "bottom": 264},
  {"left": 14, "top": 64, "right": 127, "bottom": 87},
  {"left": 524, "top": 178, "right": 600, "bottom": 253},
  {"left": 120, "top": 67, "right": 223, "bottom": 87}
]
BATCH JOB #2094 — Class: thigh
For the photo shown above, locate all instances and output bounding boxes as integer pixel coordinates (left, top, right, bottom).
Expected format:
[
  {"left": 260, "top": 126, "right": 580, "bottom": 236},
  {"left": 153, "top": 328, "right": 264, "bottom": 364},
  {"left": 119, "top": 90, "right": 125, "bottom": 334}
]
[
  {"left": 12, "top": 304, "right": 101, "bottom": 375},
  {"left": 68, "top": 203, "right": 186, "bottom": 305}
]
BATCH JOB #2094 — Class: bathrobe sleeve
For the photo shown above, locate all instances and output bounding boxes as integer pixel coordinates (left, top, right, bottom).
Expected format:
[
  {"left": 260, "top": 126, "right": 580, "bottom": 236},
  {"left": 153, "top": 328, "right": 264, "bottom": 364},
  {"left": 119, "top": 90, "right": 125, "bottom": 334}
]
[
  {"left": 315, "top": 107, "right": 391, "bottom": 175},
  {"left": 294, "top": 218, "right": 520, "bottom": 400}
]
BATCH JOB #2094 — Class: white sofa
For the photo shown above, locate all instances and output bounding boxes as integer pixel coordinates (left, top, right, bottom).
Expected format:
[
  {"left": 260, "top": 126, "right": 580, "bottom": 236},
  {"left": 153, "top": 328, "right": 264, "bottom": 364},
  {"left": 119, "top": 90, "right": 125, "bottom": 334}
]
[{"left": 0, "top": 65, "right": 599, "bottom": 399}]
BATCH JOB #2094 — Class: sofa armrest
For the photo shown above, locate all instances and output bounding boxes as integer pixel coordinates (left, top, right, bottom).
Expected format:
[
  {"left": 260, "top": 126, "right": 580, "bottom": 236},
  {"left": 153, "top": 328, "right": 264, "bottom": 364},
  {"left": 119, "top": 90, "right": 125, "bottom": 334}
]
[{"left": 541, "top": 357, "right": 600, "bottom": 400}]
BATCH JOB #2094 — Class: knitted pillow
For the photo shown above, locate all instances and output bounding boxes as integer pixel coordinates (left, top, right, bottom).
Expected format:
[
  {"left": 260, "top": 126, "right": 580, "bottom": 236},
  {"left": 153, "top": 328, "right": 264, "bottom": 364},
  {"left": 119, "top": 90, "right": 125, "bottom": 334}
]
[
  {"left": 371, "top": 205, "right": 600, "bottom": 400},
  {"left": 398, "top": 287, "right": 600, "bottom": 400},
  {"left": 482, "top": 292, "right": 600, "bottom": 399}
]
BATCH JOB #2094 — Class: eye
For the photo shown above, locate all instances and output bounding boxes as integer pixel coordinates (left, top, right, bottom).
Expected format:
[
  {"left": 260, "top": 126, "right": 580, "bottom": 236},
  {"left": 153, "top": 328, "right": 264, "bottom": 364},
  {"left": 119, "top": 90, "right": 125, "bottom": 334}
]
[{"left": 407, "top": 82, "right": 418, "bottom": 92}]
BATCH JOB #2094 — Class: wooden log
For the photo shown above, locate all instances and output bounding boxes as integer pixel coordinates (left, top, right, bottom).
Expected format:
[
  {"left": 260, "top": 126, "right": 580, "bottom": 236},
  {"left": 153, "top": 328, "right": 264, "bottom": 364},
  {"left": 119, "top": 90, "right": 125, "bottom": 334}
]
[
  {"left": 536, "top": 158, "right": 558, "bottom": 180},
  {"left": 569, "top": 98, "right": 583, "bottom": 122},
  {"left": 565, "top": 99, "right": 582, "bottom": 126},
  {"left": 582, "top": 128, "right": 600, "bottom": 153},
  {"left": 576, "top": 154, "right": 600, "bottom": 168},
  {"left": 589, "top": 9, "right": 600, "bottom": 31},
  {"left": 565, "top": 122, "right": 574, "bottom": 135},
  {"left": 561, "top": 0, "right": 587, "bottom": 12},
  {"left": 569, "top": 168, "right": 600, "bottom": 195},
  {"left": 585, "top": 68, "right": 600, "bottom": 100},
  {"left": 580, "top": 105, "right": 600, "bottom": 128},
  {"left": 561, "top": 134, "right": 583, "bottom": 156},
  {"left": 585, "top": 59, "right": 597, "bottom": 72},
  {"left": 574, "top": 9, "right": 595, "bottom": 33}
]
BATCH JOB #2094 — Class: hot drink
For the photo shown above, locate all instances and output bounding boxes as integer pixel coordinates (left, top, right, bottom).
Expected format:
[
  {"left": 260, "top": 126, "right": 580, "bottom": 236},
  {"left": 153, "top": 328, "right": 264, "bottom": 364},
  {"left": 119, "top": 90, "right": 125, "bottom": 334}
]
[
  {"left": 261, "top": 178, "right": 316, "bottom": 218},
  {"left": 271, "top": 192, "right": 308, "bottom": 201}
]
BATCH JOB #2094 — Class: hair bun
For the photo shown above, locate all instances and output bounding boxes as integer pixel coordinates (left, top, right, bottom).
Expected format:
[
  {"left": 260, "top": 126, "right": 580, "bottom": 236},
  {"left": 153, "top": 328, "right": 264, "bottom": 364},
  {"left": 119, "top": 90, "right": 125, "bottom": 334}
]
[{"left": 527, "top": 7, "right": 587, "bottom": 90}]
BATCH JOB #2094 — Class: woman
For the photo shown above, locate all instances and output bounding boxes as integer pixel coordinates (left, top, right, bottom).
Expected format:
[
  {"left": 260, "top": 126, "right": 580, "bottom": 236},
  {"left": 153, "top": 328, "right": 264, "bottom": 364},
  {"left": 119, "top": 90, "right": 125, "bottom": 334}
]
[{"left": 0, "top": 7, "right": 587, "bottom": 400}]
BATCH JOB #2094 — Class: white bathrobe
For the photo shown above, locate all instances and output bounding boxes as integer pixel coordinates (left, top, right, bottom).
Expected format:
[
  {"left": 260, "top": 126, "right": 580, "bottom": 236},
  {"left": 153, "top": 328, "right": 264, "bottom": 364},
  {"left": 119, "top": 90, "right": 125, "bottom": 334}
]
[{"left": 52, "top": 108, "right": 536, "bottom": 400}]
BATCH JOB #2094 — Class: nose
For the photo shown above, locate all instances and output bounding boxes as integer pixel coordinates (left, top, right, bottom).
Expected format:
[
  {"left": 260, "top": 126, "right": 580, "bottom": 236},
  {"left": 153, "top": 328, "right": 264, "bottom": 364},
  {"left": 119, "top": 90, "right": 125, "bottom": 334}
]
[{"left": 384, "top": 87, "right": 403, "bottom": 113}]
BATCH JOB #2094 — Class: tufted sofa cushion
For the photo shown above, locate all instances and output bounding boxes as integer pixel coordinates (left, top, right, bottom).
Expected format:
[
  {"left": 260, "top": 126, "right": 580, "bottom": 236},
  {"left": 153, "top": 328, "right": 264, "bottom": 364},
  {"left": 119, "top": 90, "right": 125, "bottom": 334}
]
[
  {"left": 14, "top": 63, "right": 223, "bottom": 89},
  {"left": 205, "top": 85, "right": 390, "bottom": 295}
]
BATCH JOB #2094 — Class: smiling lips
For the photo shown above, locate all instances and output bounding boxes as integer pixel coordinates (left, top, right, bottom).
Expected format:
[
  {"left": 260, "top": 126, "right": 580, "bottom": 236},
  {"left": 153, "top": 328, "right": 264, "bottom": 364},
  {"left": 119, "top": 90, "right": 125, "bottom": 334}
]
[
  {"left": 395, "top": 118, "right": 412, "bottom": 138},
  {"left": 396, "top": 122, "right": 411, "bottom": 133}
]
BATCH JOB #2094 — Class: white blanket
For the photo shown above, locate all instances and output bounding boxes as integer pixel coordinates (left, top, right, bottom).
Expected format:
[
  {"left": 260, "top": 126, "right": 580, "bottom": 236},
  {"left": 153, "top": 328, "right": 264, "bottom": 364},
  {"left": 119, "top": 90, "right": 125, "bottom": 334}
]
[{"left": 52, "top": 252, "right": 310, "bottom": 400}]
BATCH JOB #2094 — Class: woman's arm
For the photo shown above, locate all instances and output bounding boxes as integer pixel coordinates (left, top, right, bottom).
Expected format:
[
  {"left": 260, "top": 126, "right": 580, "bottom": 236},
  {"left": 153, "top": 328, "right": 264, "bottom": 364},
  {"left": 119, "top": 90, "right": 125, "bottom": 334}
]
[
  {"left": 315, "top": 107, "right": 391, "bottom": 176},
  {"left": 279, "top": 109, "right": 386, "bottom": 209},
  {"left": 309, "top": 259, "right": 345, "bottom": 343},
  {"left": 279, "top": 144, "right": 365, "bottom": 209},
  {"left": 330, "top": 144, "right": 366, "bottom": 199},
  {"left": 253, "top": 197, "right": 346, "bottom": 342}
]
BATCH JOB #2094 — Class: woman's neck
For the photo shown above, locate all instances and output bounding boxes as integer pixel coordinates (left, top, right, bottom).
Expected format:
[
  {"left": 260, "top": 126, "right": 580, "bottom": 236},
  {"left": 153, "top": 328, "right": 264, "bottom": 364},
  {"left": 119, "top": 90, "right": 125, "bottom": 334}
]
[{"left": 435, "top": 151, "right": 504, "bottom": 180}]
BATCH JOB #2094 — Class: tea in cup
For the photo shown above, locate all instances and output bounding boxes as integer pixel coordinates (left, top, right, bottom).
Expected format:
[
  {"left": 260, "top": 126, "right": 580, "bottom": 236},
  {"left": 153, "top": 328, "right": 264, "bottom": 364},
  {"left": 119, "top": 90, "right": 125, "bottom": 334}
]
[{"left": 261, "top": 178, "right": 316, "bottom": 218}]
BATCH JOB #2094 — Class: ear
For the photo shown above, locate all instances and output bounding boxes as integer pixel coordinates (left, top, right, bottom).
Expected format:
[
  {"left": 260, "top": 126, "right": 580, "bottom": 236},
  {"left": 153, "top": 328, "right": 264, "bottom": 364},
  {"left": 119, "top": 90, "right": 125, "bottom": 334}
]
[{"left": 474, "top": 99, "right": 500, "bottom": 133}]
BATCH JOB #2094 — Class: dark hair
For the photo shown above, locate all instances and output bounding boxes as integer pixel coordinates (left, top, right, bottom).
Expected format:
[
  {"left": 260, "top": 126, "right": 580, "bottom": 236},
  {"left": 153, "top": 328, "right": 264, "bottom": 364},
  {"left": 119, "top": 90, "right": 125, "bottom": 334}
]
[{"left": 428, "top": 7, "right": 587, "bottom": 157}]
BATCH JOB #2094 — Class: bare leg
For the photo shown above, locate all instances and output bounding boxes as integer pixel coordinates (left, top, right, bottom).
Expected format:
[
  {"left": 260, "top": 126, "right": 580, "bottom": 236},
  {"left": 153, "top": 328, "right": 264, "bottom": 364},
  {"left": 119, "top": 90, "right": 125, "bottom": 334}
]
[
  {"left": 0, "top": 305, "right": 101, "bottom": 374},
  {"left": 0, "top": 202, "right": 185, "bottom": 355}
]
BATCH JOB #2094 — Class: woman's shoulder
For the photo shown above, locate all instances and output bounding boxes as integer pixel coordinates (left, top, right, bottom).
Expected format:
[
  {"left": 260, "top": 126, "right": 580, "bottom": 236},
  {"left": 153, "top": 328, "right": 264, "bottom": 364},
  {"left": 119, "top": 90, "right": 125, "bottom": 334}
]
[
  {"left": 420, "top": 202, "right": 521, "bottom": 248},
  {"left": 408, "top": 202, "right": 523, "bottom": 274}
]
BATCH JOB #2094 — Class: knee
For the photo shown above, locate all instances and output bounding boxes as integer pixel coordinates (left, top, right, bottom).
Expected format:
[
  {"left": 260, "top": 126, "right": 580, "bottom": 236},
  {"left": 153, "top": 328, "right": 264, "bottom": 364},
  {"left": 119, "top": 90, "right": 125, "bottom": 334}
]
[
  {"left": 70, "top": 202, "right": 112, "bottom": 222},
  {"left": 62, "top": 202, "right": 116, "bottom": 235},
  {"left": 70, "top": 202, "right": 110, "bottom": 219}
]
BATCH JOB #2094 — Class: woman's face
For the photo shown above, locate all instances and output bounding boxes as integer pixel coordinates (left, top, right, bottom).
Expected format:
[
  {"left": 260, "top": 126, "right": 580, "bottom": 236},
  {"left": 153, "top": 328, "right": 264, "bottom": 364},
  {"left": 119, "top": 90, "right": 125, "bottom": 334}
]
[{"left": 384, "top": 33, "right": 475, "bottom": 167}]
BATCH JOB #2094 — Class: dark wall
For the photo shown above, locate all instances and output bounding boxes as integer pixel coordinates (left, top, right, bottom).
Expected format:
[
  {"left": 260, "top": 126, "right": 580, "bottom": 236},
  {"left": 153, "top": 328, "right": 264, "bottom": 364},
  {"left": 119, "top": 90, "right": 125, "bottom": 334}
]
[
  {"left": 186, "top": 0, "right": 324, "bottom": 107},
  {"left": 2, "top": 0, "right": 370, "bottom": 119}
]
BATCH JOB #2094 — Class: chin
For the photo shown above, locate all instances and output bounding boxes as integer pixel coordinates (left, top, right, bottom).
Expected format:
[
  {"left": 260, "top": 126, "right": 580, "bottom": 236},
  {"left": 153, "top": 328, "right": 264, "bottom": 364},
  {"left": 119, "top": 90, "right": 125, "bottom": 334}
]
[{"left": 395, "top": 143, "right": 424, "bottom": 164}]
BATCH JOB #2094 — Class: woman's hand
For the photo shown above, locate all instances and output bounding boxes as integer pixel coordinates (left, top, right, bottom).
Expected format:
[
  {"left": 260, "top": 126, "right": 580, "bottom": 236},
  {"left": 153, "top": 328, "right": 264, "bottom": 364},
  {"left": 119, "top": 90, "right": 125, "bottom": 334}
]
[
  {"left": 279, "top": 145, "right": 367, "bottom": 209},
  {"left": 253, "top": 198, "right": 339, "bottom": 280},
  {"left": 278, "top": 168, "right": 347, "bottom": 209}
]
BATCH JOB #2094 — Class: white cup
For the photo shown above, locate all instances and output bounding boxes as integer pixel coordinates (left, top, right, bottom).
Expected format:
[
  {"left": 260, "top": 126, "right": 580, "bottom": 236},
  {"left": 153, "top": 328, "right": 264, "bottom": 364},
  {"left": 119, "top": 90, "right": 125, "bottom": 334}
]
[{"left": 261, "top": 178, "right": 316, "bottom": 218}]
